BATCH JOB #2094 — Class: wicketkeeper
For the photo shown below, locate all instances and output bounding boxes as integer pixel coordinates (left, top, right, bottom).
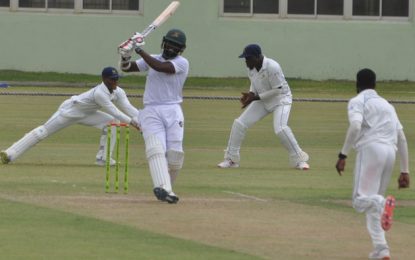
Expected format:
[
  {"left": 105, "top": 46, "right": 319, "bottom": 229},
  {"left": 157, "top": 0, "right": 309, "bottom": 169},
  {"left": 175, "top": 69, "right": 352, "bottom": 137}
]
[{"left": 0, "top": 67, "right": 140, "bottom": 165}]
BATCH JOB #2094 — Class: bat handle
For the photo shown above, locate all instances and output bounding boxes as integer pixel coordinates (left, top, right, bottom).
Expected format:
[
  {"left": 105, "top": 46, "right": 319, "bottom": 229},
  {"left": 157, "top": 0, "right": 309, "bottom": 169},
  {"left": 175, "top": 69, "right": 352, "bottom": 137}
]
[{"left": 141, "top": 25, "right": 156, "bottom": 38}]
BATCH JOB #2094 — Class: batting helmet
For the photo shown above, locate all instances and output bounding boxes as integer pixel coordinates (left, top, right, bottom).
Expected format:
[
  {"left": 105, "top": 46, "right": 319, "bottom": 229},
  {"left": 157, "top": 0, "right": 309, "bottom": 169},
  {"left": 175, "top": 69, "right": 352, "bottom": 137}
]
[{"left": 162, "top": 29, "right": 186, "bottom": 59}]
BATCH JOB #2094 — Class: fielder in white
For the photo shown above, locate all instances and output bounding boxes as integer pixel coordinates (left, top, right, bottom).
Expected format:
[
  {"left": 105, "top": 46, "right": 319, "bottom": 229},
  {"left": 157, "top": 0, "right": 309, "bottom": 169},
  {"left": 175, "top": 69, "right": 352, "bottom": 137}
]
[
  {"left": 0, "top": 67, "right": 140, "bottom": 165},
  {"left": 336, "top": 69, "right": 410, "bottom": 260},
  {"left": 218, "top": 44, "right": 309, "bottom": 170},
  {"left": 118, "top": 29, "right": 188, "bottom": 204}
]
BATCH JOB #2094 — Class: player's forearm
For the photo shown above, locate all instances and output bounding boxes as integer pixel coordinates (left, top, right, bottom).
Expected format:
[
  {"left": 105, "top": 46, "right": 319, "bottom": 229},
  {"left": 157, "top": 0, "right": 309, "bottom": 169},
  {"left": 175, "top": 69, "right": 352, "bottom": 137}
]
[
  {"left": 118, "top": 101, "right": 140, "bottom": 119},
  {"left": 341, "top": 120, "right": 361, "bottom": 155},
  {"left": 136, "top": 49, "right": 175, "bottom": 73},
  {"left": 120, "top": 59, "right": 139, "bottom": 72},
  {"left": 258, "top": 87, "right": 286, "bottom": 100},
  {"left": 99, "top": 100, "right": 132, "bottom": 124},
  {"left": 397, "top": 129, "right": 409, "bottom": 173}
]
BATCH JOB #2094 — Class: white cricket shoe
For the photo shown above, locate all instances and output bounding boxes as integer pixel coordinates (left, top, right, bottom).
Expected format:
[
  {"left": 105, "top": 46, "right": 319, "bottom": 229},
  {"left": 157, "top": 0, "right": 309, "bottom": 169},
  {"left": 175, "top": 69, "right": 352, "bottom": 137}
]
[
  {"left": 0, "top": 151, "right": 10, "bottom": 164},
  {"left": 217, "top": 158, "right": 239, "bottom": 168},
  {"left": 369, "top": 245, "right": 390, "bottom": 260},
  {"left": 95, "top": 158, "right": 116, "bottom": 167},
  {"left": 296, "top": 161, "right": 310, "bottom": 170}
]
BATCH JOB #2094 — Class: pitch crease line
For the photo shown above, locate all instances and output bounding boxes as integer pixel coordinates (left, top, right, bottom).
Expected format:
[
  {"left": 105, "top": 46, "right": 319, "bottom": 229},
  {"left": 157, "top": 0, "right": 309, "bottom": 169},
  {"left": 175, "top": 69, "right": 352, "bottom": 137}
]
[{"left": 223, "top": 191, "right": 268, "bottom": 202}]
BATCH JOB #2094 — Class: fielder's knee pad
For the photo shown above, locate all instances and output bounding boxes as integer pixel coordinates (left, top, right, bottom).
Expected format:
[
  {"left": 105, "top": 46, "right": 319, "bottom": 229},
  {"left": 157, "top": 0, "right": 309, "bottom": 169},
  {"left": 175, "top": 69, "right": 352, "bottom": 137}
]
[
  {"left": 167, "top": 150, "right": 184, "bottom": 171},
  {"left": 33, "top": 125, "right": 49, "bottom": 140}
]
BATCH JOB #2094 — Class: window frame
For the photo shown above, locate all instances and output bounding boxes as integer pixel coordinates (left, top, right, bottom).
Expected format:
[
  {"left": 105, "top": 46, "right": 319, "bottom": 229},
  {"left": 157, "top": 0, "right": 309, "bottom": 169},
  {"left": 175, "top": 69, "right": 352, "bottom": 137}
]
[
  {"left": 4, "top": 0, "right": 141, "bottom": 14},
  {"left": 220, "top": 0, "right": 412, "bottom": 21},
  {"left": 220, "top": 0, "right": 281, "bottom": 18}
]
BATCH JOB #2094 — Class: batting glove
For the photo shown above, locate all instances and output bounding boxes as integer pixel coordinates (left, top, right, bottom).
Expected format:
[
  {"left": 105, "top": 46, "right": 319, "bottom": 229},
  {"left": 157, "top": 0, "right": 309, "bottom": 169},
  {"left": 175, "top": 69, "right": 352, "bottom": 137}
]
[
  {"left": 131, "top": 32, "right": 145, "bottom": 47},
  {"left": 118, "top": 39, "right": 134, "bottom": 59}
]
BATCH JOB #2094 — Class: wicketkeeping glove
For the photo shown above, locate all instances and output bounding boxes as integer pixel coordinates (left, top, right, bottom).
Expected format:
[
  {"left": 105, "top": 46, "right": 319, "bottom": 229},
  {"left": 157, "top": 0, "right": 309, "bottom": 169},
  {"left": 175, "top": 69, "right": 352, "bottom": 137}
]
[{"left": 398, "top": 172, "right": 410, "bottom": 189}]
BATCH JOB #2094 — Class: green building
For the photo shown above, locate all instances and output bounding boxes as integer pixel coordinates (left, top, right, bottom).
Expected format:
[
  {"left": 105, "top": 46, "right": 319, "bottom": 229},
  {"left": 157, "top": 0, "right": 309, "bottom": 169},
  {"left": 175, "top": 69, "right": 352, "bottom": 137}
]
[{"left": 0, "top": 0, "right": 413, "bottom": 80}]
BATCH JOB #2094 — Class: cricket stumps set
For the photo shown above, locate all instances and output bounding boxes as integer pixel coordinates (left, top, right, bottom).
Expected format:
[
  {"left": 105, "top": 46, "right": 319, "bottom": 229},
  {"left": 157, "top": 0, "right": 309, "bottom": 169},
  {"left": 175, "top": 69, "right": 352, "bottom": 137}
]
[{"left": 106, "top": 123, "right": 130, "bottom": 193}]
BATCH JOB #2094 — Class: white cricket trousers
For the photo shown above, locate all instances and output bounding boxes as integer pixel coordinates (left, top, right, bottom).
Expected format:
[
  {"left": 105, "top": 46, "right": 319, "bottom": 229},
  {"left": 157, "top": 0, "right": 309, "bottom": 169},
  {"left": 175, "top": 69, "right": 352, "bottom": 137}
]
[
  {"left": 224, "top": 100, "right": 305, "bottom": 164},
  {"left": 239, "top": 100, "right": 290, "bottom": 132},
  {"left": 139, "top": 104, "right": 184, "bottom": 152},
  {"left": 139, "top": 104, "right": 184, "bottom": 192},
  {"left": 352, "top": 142, "right": 396, "bottom": 247},
  {"left": 5, "top": 100, "right": 115, "bottom": 162}
]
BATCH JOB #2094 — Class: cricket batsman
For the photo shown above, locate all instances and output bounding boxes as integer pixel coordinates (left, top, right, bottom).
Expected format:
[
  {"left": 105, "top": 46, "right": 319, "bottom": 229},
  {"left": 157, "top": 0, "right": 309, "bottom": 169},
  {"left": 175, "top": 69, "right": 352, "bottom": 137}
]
[{"left": 118, "top": 29, "right": 188, "bottom": 204}]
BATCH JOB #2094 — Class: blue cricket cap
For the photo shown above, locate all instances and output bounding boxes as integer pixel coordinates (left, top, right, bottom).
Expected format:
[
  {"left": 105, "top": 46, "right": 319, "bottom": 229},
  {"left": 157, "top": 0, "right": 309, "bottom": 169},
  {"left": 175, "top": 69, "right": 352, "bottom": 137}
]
[
  {"left": 101, "top": 67, "right": 120, "bottom": 80},
  {"left": 239, "top": 44, "right": 262, "bottom": 58}
]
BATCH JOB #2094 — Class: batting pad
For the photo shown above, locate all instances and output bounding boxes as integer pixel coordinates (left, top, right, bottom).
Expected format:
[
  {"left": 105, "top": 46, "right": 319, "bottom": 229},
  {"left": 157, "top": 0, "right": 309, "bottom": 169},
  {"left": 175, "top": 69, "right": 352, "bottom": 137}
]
[
  {"left": 145, "top": 135, "right": 172, "bottom": 192},
  {"left": 6, "top": 125, "right": 48, "bottom": 162},
  {"left": 225, "top": 119, "right": 248, "bottom": 163},
  {"left": 167, "top": 150, "right": 184, "bottom": 183}
]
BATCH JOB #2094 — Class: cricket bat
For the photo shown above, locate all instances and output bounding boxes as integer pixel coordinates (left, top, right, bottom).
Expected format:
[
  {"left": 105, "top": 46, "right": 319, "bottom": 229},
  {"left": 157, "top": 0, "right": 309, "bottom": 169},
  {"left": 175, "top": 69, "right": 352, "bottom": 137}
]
[
  {"left": 118, "top": 1, "right": 180, "bottom": 53},
  {"left": 140, "top": 1, "right": 181, "bottom": 38}
]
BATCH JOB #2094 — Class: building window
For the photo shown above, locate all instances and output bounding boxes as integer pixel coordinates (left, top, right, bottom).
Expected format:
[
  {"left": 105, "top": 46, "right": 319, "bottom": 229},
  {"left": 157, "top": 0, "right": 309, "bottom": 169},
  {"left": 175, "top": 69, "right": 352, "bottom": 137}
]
[
  {"left": 19, "top": 0, "right": 45, "bottom": 8},
  {"left": 49, "top": 0, "right": 74, "bottom": 9},
  {"left": 112, "top": 0, "right": 139, "bottom": 11},
  {"left": 287, "top": 0, "right": 344, "bottom": 15},
  {"left": 0, "top": 0, "right": 9, "bottom": 7},
  {"left": 382, "top": 0, "right": 409, "bottom": 16},
  {"left": 224, "top": 0, "right": 278, "bottom": 14},
  {"left": 353, "top": 0, "right": 409, "bottom": 17},
  {"left": 222, "top": 0, "right": 410, "bottom": 20},
  {"left": 353, "top": 0, "right": 379, "bottom": 16},
  {"left": 10, "top": 0, "right": 139, "bottom": 11},
  {"left": 83, "top": 0, "right": 138, "bottom": 11},
  {"left": 254, "top": 0, "right": 278, "bottom": 14},
  {"left": 288, "top": 0, "right": 314, "bottom": 15},
  {"left": 224, "top": 0, "right": 249, "bottom": 13},
  {"left": 83, "top": 0, "right": 109, "bottom": 10},
  {"left": 317, "top": 0, "right": 343, "bottom": 15}
]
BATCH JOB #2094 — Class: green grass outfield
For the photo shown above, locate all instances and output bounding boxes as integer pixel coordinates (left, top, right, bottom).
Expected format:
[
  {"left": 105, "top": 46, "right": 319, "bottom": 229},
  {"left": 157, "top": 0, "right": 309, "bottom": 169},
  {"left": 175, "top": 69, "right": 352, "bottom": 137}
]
[{"left": 0, "top": 73, "right": 415, "bottom": 259}]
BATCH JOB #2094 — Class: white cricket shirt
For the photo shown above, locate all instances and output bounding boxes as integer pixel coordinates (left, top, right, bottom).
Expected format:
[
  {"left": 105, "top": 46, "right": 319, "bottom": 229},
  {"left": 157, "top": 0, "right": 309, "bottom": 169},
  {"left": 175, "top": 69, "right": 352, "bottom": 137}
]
[
  {"left": 136, "top": 54, "right": 189, "bottom": 105},
  {"left": 348, "top": 89, "right": 402, "bottom": 150},
  {"left": 247, "top": 56, "right": 292, "bottom": 111},
  {"left": 61, "top": 82, "right": 138, "bottom": 123}
]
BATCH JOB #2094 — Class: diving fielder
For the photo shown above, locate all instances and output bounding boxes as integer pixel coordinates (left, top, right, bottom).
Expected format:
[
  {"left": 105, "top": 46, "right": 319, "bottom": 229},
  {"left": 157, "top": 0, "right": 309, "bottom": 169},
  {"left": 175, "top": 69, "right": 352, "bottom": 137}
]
[
  {"left": 118, "top": 29, "right": 188, "bottom": 204},
  {"left": 336, "top": 68, "right": 410, "bottom": 260},
  {"left": 0, "top": 67, "right": 140, "bottom": 165},
  {"left": 218, "top": 44, "right": 309, "bottom": 170}
]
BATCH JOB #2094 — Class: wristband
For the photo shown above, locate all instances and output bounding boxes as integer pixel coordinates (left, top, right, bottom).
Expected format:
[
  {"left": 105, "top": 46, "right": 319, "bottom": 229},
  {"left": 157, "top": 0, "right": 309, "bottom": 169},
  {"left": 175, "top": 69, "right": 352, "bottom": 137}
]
[
  {"left": 338, "top": 153, "right": 347, "bottom": 159},
  {"left": 135, "top": 47, "right": 143, "bottom": 54},
  {"left": 121, "top": 61, "right": 131, "bottom": 70}
]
